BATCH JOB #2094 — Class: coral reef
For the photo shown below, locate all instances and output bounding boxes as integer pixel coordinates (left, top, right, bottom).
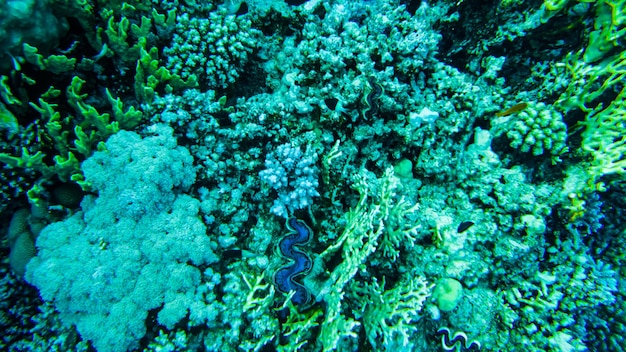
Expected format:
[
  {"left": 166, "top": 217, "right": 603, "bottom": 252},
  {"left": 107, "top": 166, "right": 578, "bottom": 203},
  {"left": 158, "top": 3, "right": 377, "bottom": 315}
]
[{"left": 1, "top": 0, "right": 625, "bottom": 351}]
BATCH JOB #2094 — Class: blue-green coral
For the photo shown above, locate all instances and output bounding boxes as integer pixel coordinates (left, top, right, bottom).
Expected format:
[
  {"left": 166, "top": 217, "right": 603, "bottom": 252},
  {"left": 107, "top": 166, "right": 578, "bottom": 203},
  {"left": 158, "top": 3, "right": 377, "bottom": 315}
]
[{"left": 1, "top": 0, "right": 625, "bottom": 351}]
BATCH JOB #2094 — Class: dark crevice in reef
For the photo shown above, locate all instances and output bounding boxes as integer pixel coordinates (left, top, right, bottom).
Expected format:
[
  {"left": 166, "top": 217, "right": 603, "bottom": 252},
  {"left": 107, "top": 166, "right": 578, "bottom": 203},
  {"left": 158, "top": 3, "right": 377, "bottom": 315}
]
[{"left": 434, "top": 0, "right": 585, "bottom": 89}]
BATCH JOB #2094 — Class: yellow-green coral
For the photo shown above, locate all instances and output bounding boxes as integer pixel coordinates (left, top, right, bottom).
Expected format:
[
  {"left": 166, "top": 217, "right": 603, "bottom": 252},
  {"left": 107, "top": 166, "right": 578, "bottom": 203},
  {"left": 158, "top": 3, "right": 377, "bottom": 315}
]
[
  {"left": 583, "top": 0, "right": 626, "bottom": 63},
  {"left": 240, "top": 273, "right": 281, "bottom": 351},
  {"left": 22, "top": 44, "right": 76, "bottom": 74},
  {"left": 277, "top": 294, "right": 324, "bottom": 352},
  {"left": 552, "top": 0, "right": 626, "bottom": 189},
  {"left": 538, "top": 0, "right": 626, "bottom": 230},
  {"left": 352, "top": 275, "right": 432, "bottom": 349},
  {"left": 67, "top": 76, "right": 120, "bottom": 138},
  {"left": 0, "top": 100, "right": 18, "bottom": 133},
  {"left": 0, "top": 73, "right": 143, "bottom": 205},
  {"left": 134, "top": 38, "right": 198, "bottom": 103},
  {"left": 580, "top": 84, "right": 626, "bottom": 177},
  {"left": 0, "top": 2, "right": 183, "bottom": 209},
  {"left": 317, "top": 286, "right": 359, "bottom": 352},
  {"left": 1, "top": 75, "right": 24, "bottom": 106},
  {"left": 268, "top": 167, "right": 414, "bottom": 351},
  {"left": 312, "top": 167, "right": 421, "bottom": 350},
  {"left": 562, "top": 51, "right": 625, "bottom": 182}
]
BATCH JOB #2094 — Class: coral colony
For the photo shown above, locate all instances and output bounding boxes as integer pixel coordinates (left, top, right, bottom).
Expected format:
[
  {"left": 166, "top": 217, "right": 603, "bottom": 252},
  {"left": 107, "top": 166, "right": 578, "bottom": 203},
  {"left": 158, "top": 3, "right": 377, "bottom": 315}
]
[{"left": 1, "top": 0, "right": 625, "bottom": 351}]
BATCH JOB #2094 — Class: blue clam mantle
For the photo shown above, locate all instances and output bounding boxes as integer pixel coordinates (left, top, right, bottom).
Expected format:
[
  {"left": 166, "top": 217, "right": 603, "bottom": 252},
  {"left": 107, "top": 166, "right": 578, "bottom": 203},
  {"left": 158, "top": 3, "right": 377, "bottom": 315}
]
[{"left": 273, "top": 217, "right": 313, "bottom": 306}]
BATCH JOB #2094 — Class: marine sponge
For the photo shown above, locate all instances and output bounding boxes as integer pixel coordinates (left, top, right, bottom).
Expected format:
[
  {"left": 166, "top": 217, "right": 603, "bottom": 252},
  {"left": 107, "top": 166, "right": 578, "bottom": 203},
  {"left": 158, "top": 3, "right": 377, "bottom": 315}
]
[
  {"left": 9, "top": 231, "right": 36, "bottom": 277},
  {"left": 7, "top": 208, "right": 36, "bottom": 277},
  {"left": 432, "top": 278, "right": 464, "bottom": 312}
]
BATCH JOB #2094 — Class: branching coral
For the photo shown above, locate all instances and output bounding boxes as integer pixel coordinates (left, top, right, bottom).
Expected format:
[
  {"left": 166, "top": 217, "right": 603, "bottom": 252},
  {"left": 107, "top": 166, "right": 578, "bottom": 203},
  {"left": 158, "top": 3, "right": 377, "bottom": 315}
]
[
  {"left": 351, "top": 275, "right": 432, "bottom": 349},
  {"left": 311, "top": 167, "right": 423, "bottom": 350},
  {"left": 553, "top": 1, "right": 626, "bottom": 185}
]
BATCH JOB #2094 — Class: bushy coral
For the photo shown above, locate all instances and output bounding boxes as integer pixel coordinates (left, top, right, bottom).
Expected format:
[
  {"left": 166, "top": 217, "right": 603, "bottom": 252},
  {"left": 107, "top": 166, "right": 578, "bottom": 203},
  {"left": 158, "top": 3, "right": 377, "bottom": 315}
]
[
  {"left": 499, "top": 239, "right": 618, "bottom": 351},
  {"left": 25, "top": 127, "right": 218, "bottom": 352}
]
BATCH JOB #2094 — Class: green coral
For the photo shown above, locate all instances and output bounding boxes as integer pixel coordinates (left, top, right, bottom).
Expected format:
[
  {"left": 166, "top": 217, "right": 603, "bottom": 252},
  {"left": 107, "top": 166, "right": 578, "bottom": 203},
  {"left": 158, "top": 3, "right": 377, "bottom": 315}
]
[
  {"left": 311, "top": 167, "right": 423, "bottom": 350},
  {"left": 22, "top": 44, "right": 76, "bottom": 74},
  {"left": 0, "top": 101, "right": 18, "bottom": 133},
  {"left": 134, "top": 38, "right": 198, "bottom": 103},
  {"left": 583, "top": 0, "right": 626, "bottom": 63},
  {"left": 0, "top": 0, "right": 190, "bottom": 210},
  {"left": 1, "top": 75, "right": 24, "bottom": 106},
  {"left": 501, "top": 101, "right": 568, "bottom": 160},
  {"left": 553, "top": 1, "right": 626, "bottom": 188},
  {"left": 580, "top": 84, "right": 626, "bottom": 177},
  {"left": 267, "top": 167, "right": 424, "bottom": 351},
  {"left": 352, "top": 275, "right": 432, "bottom": 349},
  {"left": 0, "top": 74, "right": 142, "bottom": 205},
  {"left": 275, "top": 295, "right": 324, "bottom": 352}
]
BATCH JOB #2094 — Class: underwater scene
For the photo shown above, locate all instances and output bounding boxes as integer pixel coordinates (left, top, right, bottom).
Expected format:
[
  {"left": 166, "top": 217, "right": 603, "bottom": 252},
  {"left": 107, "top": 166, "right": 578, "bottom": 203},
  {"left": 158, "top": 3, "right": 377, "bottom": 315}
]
[{"left": 1, "top": 0, "right": 625, "bottom": 351}]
